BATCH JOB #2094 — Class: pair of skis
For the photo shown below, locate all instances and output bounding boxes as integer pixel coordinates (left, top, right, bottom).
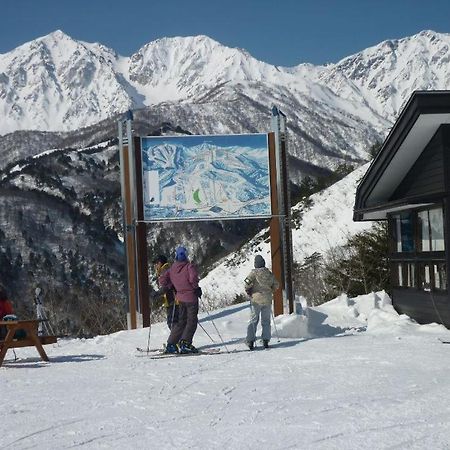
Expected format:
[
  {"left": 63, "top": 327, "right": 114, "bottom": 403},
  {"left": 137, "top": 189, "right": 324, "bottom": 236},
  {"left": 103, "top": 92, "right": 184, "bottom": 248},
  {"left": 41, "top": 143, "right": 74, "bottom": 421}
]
[
  {"left": 136, "top": 346, "right": 224, "bottom": 359},
  {"left": 136, "top": 342, "right": 270, "bottom": 359}
]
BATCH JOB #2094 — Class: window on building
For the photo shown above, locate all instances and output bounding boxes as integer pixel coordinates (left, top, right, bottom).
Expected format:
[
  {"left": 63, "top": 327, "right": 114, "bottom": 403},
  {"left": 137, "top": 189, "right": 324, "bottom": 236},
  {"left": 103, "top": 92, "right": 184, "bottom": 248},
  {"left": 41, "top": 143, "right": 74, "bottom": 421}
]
[
  {"left": 397, "top": 263, "right": 402, "bottom": 286},
  {"left": 430, "top": 208, "right": 445, "bottom": 251},
  {"left": 393, "top": 212, "right": 414, "bottom": 252},
  {"left": 419, "top": 264, "right": 432, "bottom": 291},
  {"left": 396, "top": 262, "right": 416, "bottom": 287},
  {"left": 418, "top": 207, "right": 444, "bottom": 252},
  {"left": 390, "top": 206, "right": 446, "bottom": 292},
  {"left": 433, "top": 263, "right": 447, "bottom": 290},
  {"left": 416, "top": 263, "right": 447, "bottom": 291},
  {"left": 418, "top": 210, "right": 430, "bottom": 251}
]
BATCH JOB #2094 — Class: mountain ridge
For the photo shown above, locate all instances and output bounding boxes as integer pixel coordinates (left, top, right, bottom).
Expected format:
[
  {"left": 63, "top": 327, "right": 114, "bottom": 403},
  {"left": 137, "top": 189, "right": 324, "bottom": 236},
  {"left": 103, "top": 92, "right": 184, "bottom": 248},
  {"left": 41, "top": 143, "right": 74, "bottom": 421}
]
[{"left": 2, "top": 29, "right": 449, "bottom": 172}]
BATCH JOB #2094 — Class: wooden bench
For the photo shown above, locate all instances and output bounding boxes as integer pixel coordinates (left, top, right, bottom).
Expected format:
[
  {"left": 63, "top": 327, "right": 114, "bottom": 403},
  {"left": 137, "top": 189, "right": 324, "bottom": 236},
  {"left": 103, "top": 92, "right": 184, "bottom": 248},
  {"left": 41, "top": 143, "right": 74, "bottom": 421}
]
[{"left": 0, "top": 319, "right": 57, "bottom": 367}]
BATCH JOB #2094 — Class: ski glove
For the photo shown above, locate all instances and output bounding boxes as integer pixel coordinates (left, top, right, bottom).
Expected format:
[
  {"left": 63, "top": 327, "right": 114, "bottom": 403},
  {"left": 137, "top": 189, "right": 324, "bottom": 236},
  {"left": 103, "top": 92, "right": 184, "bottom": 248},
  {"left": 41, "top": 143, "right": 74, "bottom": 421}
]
[{"left": 194, "top": 287, "right": 203, "bottom": 298}]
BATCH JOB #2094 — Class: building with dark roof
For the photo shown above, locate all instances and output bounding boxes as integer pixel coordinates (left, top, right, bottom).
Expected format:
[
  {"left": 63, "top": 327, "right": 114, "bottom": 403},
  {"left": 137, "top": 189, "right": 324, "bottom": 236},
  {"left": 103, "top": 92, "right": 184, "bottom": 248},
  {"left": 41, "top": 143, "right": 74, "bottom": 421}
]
[{"left": 354, "top": 91, "right": 450, "bottom": 326}]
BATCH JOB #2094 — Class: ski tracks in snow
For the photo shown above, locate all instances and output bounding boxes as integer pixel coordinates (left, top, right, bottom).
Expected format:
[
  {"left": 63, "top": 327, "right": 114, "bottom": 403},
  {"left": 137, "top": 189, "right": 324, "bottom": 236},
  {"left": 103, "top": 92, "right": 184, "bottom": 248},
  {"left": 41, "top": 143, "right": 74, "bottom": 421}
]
[{"left": 3, "top": 418, "right": 86, "bottom": 448}]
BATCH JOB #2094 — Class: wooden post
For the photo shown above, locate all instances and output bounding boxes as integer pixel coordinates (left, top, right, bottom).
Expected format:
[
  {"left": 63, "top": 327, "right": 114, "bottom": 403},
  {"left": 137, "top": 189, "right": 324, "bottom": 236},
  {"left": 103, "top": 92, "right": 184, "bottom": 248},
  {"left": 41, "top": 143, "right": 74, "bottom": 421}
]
[
  {"left": 279, "top": 123, "right": 295, "bottom": 314},
  {"left": 119, "top": 119, "right": 138, "bottom": 329},
  {"left": 270, "top": 107, "right": 296, "bottom": 315},
  {"left": 134, "top": 137, "right": 150, "bottom": 327},
  {"left": 268, "top": 132, "right": 284, "bottom": 316}
]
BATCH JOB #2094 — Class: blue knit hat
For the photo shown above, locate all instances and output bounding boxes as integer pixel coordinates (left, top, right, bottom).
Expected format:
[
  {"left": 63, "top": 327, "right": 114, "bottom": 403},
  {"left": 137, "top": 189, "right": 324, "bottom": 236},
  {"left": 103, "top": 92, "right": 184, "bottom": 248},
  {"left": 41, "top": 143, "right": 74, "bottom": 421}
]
[{"left": 175, "top": 246, "right": 188, "bottom": 261}]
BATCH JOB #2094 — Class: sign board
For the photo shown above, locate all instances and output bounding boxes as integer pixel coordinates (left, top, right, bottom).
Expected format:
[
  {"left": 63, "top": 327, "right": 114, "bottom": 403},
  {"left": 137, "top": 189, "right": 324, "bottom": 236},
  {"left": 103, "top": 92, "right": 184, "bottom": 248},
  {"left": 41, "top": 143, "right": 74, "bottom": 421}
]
[{"left": 140, "top": 134, "right": 271, "bottom": 221}]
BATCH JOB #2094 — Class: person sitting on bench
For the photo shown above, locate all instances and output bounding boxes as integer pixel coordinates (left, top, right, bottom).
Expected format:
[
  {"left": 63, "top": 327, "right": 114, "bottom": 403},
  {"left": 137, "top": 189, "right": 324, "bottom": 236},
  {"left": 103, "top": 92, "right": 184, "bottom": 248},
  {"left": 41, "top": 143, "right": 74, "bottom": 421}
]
[
  {"left": 0, "top": 285, "right": 14, "bottom": 339},
  {"left": 0, "top": 285, "right": 26, "bottom": 340}
]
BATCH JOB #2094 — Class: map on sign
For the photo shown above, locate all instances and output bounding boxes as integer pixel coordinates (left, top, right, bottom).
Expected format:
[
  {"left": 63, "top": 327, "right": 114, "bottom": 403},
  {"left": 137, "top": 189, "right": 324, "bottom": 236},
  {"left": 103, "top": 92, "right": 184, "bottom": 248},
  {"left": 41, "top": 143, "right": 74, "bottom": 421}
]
[{"left": 140, "top": 134, "right": 271, "bottom": 221}]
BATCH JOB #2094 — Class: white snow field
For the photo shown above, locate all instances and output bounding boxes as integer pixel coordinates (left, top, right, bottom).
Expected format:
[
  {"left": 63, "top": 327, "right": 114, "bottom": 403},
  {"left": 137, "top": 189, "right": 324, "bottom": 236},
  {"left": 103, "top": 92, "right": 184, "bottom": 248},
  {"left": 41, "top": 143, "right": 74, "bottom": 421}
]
[{"left": 2, "top": 292, "right": 450, "bottom": 449}]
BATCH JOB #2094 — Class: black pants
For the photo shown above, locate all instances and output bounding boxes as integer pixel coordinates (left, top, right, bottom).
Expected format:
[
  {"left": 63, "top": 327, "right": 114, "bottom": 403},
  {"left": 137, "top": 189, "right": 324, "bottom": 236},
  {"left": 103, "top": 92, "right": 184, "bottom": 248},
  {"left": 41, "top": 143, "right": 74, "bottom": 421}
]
[{"left": 167, "top": 301, "right": 198, "bottom": 345}]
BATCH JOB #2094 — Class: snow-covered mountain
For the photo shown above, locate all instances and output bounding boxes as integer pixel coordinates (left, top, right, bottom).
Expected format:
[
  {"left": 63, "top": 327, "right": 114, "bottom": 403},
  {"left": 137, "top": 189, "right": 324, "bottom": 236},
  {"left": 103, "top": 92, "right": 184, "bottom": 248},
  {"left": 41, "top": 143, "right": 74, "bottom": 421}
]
[
  {"left": 0, "top": 30, "right": 132, "bottom": 134},
  {"left": 322, "top": 30, "right": 450, "bottom": 119},
  {"left": 1, "top": 30, "right": 450, "bottom": 170}
]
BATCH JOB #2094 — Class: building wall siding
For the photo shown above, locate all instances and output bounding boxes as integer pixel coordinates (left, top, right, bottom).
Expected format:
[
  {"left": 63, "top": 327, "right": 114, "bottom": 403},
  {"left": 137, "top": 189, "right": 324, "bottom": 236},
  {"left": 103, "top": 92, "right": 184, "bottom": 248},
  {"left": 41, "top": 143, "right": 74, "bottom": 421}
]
[
  {"left": 390, "top": 128, "right": 444, "bottom": 200},
  {"left": 393, "top": 288, "right": 450, "bottom": 326}
]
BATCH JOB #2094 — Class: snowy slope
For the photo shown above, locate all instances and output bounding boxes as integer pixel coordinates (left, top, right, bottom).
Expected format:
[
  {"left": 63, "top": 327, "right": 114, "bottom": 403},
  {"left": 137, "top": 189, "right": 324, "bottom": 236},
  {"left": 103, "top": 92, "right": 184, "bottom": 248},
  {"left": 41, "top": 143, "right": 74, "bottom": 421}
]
[
  {"left": 291, "top": 163, "right": 373, "bottom": 258},
  {"left": 200, "top": 164, "right": 372, "bottom": 307},
  {"left": 2, "top": 292, "right": 450, "bottom": 449}
]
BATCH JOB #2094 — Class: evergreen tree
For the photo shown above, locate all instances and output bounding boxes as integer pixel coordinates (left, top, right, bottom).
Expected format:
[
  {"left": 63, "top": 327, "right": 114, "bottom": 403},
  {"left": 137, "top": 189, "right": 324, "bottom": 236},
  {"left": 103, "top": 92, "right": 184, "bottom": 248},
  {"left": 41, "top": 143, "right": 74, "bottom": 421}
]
[
  {"left": 294, "top": 252, "right": 327, "bottom": 306},
  {"left": 324, "top": 223, "right": 390, "bottom": 298}
]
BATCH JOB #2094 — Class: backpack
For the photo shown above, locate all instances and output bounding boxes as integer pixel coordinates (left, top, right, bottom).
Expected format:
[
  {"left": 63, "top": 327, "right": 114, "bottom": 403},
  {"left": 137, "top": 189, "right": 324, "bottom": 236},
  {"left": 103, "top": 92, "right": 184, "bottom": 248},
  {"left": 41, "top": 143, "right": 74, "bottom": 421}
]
[{"left": 2, "top": 314, "right": 27, "bottom": 340}]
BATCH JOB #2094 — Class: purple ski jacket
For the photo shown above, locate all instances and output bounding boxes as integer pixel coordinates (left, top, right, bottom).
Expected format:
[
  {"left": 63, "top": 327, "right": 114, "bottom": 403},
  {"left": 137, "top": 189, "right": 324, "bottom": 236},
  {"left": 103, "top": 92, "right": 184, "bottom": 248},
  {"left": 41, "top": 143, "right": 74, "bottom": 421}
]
[{"left": 159, "top": 260, "right": 199, "bottom": 303}]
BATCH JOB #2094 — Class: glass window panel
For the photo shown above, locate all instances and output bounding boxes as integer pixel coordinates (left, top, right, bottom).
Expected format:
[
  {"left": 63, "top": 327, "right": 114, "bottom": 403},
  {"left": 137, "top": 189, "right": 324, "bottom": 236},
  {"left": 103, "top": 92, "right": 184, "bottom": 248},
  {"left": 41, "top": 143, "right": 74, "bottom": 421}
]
[
  {"left": 407, "top": 264, "right": 415, "bottom": 287},
  {"left": 434, "top": 264, "right": 447, "bottom": 290},
  {"left": 434, "top": 264, "right": 441, "bottom": 289},
  {"left": 429, "top": 208, "right": 445, "bottom": 251},
  {"left": 397, "top": 263, "right": 403, "bottom": 286},
  {"left": 421, "top": 264, "right": 431, "bottom": 291},
  {"left": 395, "top": 263, "right": 415, "bottom": 287},
  {"left": 393, "top": 213, "right": 414, "bottom": 253},
  {"left": 418, "top": 210, "right": 430, "bottom": 252},
  {"left": 401, "top": 216, "right": 414, "bottom": 252},
  {"left": 394, "top": 216, "right": 402, "bottom": 252}
]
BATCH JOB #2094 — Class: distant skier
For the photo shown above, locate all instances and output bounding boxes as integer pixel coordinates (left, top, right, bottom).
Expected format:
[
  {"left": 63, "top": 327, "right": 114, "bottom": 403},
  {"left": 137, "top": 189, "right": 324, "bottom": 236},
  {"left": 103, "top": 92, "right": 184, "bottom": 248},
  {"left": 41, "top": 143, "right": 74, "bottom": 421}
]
[
  {"left": 244, "top": 255, "right": 279, "bottom": 350},
  {"left": 159, "top": 246, "right": 202, "bottom": 354},
  {"left": 0, "top": 285, "right": 25, "bottom": 340},
  {"left": 150, "top": 254, "right": 179, "bottom": 330},
  {"left": 34, "top": 286, "right": 45, "bottom": 335}
]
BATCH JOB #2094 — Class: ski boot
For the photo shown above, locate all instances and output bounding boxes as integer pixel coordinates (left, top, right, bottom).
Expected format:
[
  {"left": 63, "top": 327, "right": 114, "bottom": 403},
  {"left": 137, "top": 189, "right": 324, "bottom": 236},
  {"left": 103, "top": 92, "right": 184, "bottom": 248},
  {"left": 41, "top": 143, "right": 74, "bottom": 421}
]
[
  {"left": 246, "top": 341, "right": 254, "bottom": 350},
  {"left": 164, "top": 343, "right": 179, "bottom": 354},
  {"left": 263, "top": 340, "right": 269, "bottom": 349},
  {"left": 178, "top": 339, "right": 199, "bottom": 354}
]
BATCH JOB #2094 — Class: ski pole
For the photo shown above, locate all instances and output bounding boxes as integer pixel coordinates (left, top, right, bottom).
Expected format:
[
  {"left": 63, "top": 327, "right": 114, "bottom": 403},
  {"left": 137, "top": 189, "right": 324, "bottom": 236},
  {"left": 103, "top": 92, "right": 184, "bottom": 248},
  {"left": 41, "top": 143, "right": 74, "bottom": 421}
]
[
  {"left": 197, "top": 320, "right": 216, "bottom": 343},
  {"left": 145, "top": 319, "right": 152, "bottom": 353},
  {"left": 41, "top": 307, "right": 56, "bottom": 336},
  {"left": 271, "top": 308, "right": 281, "bottom": 343},
  {"left": 145, "top": 299, "right": 154, "bottom": 353},
  {"left": 169, "top": 302, "right": 177, "bottom": 329},
  {"left": 205, "top": 308, "right": 230, "bottom": 353}
]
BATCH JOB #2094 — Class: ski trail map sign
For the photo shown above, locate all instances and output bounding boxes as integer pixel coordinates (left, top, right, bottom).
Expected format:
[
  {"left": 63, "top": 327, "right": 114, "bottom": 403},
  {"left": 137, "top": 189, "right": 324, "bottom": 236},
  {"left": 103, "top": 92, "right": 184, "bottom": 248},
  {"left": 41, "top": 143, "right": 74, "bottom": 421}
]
[{"left": 140, "top": 134, "right": 271, "bottom": 222}]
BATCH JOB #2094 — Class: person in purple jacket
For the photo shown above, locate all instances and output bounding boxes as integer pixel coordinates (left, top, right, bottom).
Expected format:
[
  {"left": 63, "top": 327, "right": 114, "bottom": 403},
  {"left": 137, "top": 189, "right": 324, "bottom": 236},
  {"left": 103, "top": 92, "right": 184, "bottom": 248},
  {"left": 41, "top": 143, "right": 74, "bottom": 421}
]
[{"left": 159, "top": 246, "right": 202, "bottom": 354}]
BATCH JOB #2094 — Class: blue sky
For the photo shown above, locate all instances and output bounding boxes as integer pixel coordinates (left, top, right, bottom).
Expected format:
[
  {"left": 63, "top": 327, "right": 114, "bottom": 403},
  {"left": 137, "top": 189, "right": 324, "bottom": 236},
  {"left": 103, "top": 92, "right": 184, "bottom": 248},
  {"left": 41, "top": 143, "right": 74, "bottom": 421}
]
[{"left": 2, "top": 0, "right": 449, "bottom": 66}]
